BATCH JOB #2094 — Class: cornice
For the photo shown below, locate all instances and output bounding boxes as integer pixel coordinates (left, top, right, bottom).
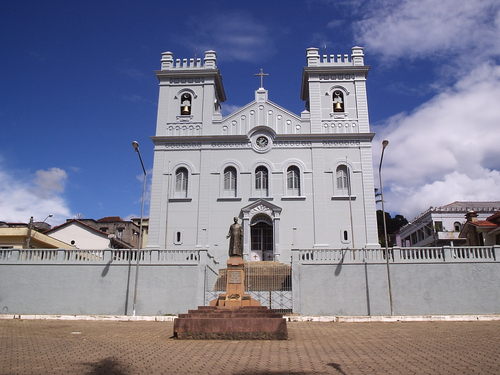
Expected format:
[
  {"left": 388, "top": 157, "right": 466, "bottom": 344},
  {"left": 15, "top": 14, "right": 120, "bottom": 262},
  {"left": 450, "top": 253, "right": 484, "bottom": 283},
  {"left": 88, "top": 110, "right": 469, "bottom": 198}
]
[
  {"left": 151, "top": 132, "right": 375, "bottom": 144},
  {"left": 155, "top": 69, "right": 226, "bottom": 102},
  {"left": 301, "top": 65, "right": 370, "bottom": 101}
]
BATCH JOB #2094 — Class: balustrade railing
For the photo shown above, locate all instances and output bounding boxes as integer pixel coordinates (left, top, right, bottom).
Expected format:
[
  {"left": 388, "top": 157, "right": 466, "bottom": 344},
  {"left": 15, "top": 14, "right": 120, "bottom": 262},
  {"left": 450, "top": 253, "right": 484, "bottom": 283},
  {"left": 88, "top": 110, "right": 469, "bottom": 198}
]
[
  {"left": 0, "top": 248, "right": 216, "bottom": 265},
  {"left": 293, "top": 246, "right": 497, "bottom": 264},
  {"left": 399, "top": 247, "right": 445, "bottom": 262}
]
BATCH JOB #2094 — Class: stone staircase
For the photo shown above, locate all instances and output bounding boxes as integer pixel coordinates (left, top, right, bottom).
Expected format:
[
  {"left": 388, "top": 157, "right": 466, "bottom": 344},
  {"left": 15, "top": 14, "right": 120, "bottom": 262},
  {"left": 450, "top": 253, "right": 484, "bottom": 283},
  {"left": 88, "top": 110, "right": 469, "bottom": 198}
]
[{"left": 173, "top": 306, "right": 288, "bottom": 340}]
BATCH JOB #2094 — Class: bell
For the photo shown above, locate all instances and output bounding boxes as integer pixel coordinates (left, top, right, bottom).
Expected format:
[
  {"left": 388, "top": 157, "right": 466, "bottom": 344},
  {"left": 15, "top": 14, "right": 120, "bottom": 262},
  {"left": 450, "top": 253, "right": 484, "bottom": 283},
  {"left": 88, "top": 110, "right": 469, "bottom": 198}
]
[
  {"left": 181, "top": 105, "right": 190, "bottom": 115},
  {"left": 334, "top": 102, "right": 343, "bottom": 111}
]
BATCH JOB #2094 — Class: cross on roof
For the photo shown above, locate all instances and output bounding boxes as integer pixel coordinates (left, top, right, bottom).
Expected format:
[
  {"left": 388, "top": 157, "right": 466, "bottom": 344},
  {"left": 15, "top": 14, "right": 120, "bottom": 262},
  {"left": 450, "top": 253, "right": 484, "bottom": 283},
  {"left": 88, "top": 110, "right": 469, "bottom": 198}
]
[{"left": 254, "top": 68, "right": 269, "bottom": 89}]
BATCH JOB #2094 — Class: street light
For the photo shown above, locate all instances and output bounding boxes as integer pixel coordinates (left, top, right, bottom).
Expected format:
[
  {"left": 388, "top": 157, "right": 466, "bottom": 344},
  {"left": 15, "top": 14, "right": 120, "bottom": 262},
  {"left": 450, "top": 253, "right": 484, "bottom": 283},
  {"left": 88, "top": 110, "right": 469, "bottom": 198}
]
[
  {"left": 25, "top": 214, "right": 53, "bottom": 248},
  {"left": 378, "top": 139, "right": 393, "bottom": 316},
  {"left": 131, "top": 140, "right": 147, "bottom": 316},
  {"left": 42, "top": 214, "right": 53, "bottom": 223}
]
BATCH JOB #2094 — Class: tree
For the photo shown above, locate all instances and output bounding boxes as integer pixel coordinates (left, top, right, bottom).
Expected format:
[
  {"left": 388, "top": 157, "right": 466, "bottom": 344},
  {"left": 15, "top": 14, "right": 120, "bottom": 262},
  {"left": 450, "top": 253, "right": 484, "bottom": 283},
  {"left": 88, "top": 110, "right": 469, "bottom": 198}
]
[{"left": 376, "top": 210, "right": 408, "bottom": 247}]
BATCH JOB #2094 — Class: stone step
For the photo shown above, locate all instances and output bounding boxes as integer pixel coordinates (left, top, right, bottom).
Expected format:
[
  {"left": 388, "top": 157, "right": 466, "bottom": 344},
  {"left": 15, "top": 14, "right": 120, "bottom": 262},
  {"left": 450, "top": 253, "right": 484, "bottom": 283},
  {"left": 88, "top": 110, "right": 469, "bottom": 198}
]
[
  {"left": 180, "top": 313, "right": 284, "bottom": 319},
  {"left": 174, "top": 306, "right": 288, "bottom": 340},
  {"left": 173, "top": 316, "right": 288, "bottom": 340}
]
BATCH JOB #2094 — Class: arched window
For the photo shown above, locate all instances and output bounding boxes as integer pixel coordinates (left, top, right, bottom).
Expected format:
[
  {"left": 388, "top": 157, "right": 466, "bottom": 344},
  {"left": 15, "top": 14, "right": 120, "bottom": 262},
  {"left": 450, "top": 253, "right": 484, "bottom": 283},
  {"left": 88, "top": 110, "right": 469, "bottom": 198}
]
[
  {"left": 180, "top": 93, "right": 192, "bottom": 115},
  {"left": 454, "top": 222, "right": 461, "bottom": 232},
  {"left": 287, "top": 166, "right": 300, "bottom": 196},
  {"left": 333, "top": 90, "right": 344, "bottom": 112},
  {"left": 336, "top": 165, "right": 350, "bottom": 194},
  {"left": 223, "top": 167, "right": 237, "bottom": 197},
  {"left": 175, "top": 167, "right": 188, "bottom": 197},
  {"left": 255, "top": 166, "right": 268, "bottom": 196}
]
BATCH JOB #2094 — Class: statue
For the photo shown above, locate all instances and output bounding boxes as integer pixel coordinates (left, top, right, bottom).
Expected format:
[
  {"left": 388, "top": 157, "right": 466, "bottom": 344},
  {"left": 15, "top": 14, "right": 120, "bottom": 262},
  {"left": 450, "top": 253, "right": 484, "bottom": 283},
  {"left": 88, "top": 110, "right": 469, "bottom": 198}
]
[{"left": 227, "top": 217, "right": 243, "bottom": 257}]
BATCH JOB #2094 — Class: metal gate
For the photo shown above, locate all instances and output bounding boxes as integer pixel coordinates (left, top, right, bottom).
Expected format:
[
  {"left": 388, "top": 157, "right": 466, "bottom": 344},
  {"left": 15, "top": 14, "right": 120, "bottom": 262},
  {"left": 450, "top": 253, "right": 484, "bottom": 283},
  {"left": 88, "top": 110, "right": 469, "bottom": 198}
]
[{"left": 204, "top": 261, "right": 292, "bottom": 313}]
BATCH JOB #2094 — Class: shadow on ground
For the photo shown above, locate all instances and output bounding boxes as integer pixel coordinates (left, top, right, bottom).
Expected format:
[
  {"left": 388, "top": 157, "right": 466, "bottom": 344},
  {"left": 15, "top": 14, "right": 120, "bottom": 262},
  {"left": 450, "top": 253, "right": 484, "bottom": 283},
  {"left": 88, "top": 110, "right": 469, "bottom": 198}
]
[
  {"left": 327, "top": 362, "right": 348, "bottom": 375},
  {"left": 232, "top": 362, "right": 348, "bottom": 375},
  {"left": 84, "top": 357, "right": 129, "bottom": 375},
  {"left": 234, "top": 372, "right": 325, "bottom": 375}
]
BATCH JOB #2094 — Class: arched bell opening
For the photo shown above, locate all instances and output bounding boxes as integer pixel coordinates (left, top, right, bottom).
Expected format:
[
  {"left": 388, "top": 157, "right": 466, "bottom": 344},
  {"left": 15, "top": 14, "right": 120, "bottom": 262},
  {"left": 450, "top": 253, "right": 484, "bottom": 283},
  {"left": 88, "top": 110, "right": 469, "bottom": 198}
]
[
  {"left": 333, "top": 90, "right": 344, "bottom": 112},
  {"left": 180, "top": 93, "right": 192, "bottom": 115}
]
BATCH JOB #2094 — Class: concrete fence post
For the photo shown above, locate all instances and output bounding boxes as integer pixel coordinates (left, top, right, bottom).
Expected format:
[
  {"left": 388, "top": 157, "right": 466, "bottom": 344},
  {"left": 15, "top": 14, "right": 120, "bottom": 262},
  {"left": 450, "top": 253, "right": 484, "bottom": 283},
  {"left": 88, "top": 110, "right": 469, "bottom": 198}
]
[
  {"left": 291, "top": 249, "right": 302, "bottom": 314},
  {"left": 198, "top": 249, "right": 208, "bottom": 307}
]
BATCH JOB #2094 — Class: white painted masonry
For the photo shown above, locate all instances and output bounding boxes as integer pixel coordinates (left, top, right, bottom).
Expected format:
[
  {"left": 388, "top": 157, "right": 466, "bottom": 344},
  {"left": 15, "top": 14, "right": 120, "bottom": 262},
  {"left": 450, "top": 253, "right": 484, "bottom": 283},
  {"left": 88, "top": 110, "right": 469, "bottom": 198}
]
[
  {"left": 48, "top": 222, "right": 110, "bottom": 249},
  {"left": 147, "top": 47, "right": 380, "bottom": 263}
]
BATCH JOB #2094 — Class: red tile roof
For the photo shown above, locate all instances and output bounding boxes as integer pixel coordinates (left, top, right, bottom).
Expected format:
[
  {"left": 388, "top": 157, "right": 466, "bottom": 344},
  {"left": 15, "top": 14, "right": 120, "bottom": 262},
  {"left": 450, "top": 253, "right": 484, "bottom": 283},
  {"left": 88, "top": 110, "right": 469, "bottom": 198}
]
[
  {"left": 97, "top": 216, "right": 123, "bottom": 222},
  {"left": 472, "top": 220, "right": 498, "bottom": 228}
]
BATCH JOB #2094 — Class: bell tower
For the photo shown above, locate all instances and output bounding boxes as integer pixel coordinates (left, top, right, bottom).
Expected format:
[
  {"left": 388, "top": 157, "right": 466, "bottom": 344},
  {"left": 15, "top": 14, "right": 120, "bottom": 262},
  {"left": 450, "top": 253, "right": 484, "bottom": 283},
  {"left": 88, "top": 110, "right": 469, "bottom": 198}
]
[
  {"left": 300, "top": 46, "right": 369, "bottom": 134},
  {"left": 154, "top": 50, "right": 226, "bottom": 137}
]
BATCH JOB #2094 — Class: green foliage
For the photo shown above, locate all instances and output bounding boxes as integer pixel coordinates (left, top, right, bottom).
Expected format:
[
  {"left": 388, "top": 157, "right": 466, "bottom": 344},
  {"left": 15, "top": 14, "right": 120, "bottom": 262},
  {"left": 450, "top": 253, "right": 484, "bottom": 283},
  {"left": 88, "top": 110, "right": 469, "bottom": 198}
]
[{"left": 376, "top": 210, "right": 408, "bottom": 247}]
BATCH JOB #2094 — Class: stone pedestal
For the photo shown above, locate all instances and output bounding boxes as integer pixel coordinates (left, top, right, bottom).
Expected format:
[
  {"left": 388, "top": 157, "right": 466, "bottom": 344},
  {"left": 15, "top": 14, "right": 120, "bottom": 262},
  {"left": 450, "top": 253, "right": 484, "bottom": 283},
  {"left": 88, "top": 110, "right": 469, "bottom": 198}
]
[
  {"left": 173, "top": 256, "right": 288, "bottom": 340},
  {"left": 209, "top": 256, "right": 260, "bottom": 309}
]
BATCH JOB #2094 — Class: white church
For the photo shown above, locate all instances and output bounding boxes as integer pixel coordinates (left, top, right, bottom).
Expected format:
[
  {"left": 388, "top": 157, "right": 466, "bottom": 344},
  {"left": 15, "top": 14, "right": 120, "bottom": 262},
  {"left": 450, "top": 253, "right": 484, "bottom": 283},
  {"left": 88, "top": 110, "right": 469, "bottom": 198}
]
[{"left": 147, "top": 47, "right": 380, "bottom": 263}]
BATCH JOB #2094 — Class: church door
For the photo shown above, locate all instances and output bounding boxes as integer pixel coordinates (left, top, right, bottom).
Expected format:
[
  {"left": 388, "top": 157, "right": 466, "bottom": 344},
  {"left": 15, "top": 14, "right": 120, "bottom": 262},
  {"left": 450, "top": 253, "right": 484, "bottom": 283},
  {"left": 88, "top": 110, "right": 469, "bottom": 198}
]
[{"left": 251, "top": 218, "right": 274, "bottom": 261}]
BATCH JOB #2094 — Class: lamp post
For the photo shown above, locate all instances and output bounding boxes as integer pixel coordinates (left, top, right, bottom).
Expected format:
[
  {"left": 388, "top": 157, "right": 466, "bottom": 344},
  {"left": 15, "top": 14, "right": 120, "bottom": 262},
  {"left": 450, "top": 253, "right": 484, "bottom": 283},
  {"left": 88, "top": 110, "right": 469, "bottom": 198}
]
[
  {"left": 131, "top": 140, "right": 147, "bottom": 316},
  {"left": 378, "top": 139, "right": 393, "bottom": 316},
  {"left": 42, "top": 214, "right": 53, "bottom": 223},
  {"left": 25, "top": 214, "right": 53, "bottom": 248}
]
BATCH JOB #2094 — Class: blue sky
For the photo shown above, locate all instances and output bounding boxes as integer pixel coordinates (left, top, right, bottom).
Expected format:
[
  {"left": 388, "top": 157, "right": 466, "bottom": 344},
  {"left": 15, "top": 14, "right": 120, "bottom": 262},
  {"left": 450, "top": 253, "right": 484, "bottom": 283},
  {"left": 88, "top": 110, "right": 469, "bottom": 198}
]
[{"left": 1, "top": 0, "right": 499, "bottom": 225}]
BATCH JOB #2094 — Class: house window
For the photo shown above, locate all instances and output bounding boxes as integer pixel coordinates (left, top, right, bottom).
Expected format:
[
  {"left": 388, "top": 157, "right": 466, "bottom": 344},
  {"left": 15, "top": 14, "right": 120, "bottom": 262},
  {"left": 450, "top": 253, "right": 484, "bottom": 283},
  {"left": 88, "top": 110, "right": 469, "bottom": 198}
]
[
  {"left": 223, "top": 167, "right": 237, "bottom": 197},
  {"left": 434, "top": 221, "right": 443, "bottom": 232},
  {"left": 180, "top": 93, "right": 192, "bottom": 115},
  {"left": 116, "top": 228, "right": 124, "bottom": 239},
  {"left": 255, "top": 166, "right": 269, "bottom": 196},
  {"left": 336, "top": 165, "right": 350, "bottom": 193},
  {"left": 287, "top": 166, "right": 300, "bottom": 196},
  {"left": 175, "top": 167, "right": 188, "bottom": 198},
  {"left": 454, "top": 222, "right": 461, "bottom": 232}
]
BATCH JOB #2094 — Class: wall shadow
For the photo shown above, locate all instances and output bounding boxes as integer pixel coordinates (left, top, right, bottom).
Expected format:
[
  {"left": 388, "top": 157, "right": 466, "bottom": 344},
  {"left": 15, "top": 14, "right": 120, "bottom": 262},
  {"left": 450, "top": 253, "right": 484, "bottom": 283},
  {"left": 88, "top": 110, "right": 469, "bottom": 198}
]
[
  {"left": 334, "top": 250, "right": 346, "bottom": 276},
  {"left": 364, "top": 261, "right": 371, "bottom": 316},
  {"left": 101, "top": 260, "right": 112, "bottom": 277}
]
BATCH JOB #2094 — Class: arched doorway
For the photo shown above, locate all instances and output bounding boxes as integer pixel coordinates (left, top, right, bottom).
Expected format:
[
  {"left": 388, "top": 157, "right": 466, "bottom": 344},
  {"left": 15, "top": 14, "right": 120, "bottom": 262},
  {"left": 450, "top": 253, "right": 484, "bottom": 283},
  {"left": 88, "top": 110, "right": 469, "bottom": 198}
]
[{"left": 250, "top": 214, "right": 274, "bottom": 261}]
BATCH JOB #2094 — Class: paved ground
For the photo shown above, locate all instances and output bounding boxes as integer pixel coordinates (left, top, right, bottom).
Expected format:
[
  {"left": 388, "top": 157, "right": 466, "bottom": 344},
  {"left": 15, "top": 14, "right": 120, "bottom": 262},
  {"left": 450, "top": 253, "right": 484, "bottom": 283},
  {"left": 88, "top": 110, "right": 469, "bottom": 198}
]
[{"left": 1, "top": 319, "right": 499, "bottom": 375}]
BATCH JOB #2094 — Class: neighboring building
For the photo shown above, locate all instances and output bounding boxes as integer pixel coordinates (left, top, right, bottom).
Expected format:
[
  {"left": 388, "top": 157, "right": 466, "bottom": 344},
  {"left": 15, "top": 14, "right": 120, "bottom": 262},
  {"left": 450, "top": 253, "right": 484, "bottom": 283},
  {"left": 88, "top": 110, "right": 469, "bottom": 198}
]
[
  {"left": 459, "top": 211, "right": 500, "bottom": 246},
  {"left": 0, "top": 226, "right": 75, "bottom": 249},
  {"left": 46, "top": 219, "right": 134, "bottom": 249},
  {"left": 130, "top": 217, "right": 149, "bottom": 248},
  {"left": 147, "top": 47, "right": 380, "bottom": 263},
  {"left": 398, "top": 201, "right": 500, "bottom": 247},
  {"left": 78, "top": 216, "right": 140, "bottom": 248}
]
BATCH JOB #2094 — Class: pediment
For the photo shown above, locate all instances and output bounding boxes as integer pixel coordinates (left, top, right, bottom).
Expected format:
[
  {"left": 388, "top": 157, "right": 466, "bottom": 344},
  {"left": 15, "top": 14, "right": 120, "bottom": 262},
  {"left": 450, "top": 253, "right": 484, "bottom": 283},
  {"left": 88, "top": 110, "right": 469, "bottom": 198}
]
[
  {"left": 221, "top": 99, "right": 303, "bottom": 135},
  {"left": 241, "top": 199, "right": 282, "bottom": 217}
]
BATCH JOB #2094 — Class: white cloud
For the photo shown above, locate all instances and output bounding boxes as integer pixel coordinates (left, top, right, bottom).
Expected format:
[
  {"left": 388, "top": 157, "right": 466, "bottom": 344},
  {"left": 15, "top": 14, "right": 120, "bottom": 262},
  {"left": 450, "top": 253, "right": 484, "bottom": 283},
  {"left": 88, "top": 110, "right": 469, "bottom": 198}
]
[
  {"left": 374, "top": 63, "right": 500, "bottom": 218},
  {"left": 0, "top": 165, "right": 72, "bottom": 225},
  {"left": 222, "top": 104, "right": 242, "bottom": 116},
  {"left": 34, "top": 168, "right": 67, "bottom": 196},
  {"left": 355, "top": 0, "right": 500, "bottom": 69},
  {"left": 182, "top": 11, "right": 275, "bottom": 62}
]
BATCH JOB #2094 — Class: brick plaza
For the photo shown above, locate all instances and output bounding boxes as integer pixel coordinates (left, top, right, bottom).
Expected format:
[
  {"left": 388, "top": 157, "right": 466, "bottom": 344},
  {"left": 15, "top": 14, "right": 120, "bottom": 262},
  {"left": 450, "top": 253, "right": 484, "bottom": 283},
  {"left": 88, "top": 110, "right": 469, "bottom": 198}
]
[{"left": 1, "top": 319, "right": 499, "bottom": 374}]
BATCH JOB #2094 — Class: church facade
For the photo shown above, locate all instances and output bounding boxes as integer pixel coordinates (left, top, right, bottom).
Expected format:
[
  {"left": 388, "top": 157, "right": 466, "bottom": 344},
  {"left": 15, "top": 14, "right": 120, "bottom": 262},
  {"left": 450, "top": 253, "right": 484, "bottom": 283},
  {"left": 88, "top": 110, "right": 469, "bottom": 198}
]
[{"left": 147, "top": 47, "right": 379, "bottom": 263}]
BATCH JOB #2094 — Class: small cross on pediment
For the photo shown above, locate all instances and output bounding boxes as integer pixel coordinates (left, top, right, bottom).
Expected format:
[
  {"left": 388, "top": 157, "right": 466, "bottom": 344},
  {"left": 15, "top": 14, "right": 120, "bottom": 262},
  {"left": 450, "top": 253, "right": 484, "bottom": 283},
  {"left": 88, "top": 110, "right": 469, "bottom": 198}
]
[{"left": 254, "top": 68, "right": 269, "bottom": 89}]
